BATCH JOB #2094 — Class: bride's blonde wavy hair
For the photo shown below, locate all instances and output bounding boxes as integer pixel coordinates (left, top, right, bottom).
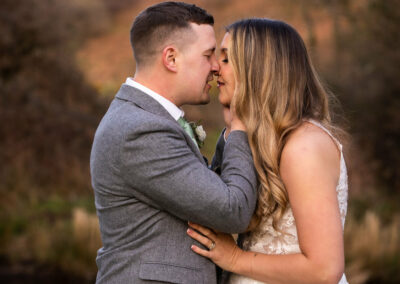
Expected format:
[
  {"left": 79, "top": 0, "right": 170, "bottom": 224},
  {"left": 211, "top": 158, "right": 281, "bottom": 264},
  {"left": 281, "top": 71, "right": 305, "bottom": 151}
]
[{"left": 227, "top": 18, "right": 343, "bottom": 231}]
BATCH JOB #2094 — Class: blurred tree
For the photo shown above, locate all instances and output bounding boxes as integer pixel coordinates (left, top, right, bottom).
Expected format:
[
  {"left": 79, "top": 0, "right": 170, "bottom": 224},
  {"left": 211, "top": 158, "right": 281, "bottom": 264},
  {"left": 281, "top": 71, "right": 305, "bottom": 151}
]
[
  {"left": 327, "top": 0, "right": 400, "bottom": 194},
  {"left": 0, "top": 0, "right": 111, "bottom": 194},
  {"left": 102, "top": 0, "right": 139, "bottom": 13}
]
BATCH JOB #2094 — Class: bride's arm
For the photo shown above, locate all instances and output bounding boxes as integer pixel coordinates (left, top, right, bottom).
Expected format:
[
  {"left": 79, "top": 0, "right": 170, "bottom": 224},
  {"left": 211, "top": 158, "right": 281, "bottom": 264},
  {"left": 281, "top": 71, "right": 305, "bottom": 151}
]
[{"left": 188, "top": 127, "right": 344, "bottom": 284}]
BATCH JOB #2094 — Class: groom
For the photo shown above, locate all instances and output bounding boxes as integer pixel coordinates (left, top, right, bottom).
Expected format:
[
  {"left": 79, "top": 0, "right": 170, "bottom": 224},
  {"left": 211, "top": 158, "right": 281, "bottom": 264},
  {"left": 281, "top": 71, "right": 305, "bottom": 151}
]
[{"left": 90, "top": 2, "right": 257, "bottom": 283}]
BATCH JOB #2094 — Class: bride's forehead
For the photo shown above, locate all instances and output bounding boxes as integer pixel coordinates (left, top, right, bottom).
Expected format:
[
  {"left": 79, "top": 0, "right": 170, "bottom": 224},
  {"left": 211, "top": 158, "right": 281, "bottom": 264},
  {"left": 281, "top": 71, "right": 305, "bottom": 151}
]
[{"left": 220, "top": 33, "right": 231, "bottom": 48}]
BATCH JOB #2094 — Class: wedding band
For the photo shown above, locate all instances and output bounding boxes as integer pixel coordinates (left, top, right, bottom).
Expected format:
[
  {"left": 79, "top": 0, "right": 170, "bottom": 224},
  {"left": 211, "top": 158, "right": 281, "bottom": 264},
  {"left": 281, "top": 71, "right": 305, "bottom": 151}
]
[{"left": 209, "top": 241, "right": 216, "bottom": 251}]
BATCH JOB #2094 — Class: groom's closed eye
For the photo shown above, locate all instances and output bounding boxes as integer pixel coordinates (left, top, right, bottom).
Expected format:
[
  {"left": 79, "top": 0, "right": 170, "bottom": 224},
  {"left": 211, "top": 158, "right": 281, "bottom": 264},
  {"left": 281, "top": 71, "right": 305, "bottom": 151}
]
[{"left": 204, "top": 48, "right": 216, "bottom": 59}]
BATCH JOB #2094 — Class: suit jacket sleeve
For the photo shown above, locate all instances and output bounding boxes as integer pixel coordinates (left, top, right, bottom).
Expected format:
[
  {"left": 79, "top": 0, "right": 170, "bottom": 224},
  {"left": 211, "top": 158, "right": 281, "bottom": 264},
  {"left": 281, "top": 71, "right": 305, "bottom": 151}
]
[{"left": 121, "top": 121, "right": 257, "bottom": 233}]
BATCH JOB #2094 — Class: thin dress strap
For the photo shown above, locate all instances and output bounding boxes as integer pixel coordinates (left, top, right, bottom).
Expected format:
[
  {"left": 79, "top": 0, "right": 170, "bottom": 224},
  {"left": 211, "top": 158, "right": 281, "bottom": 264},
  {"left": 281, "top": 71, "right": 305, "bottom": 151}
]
[{"left": 304, "top": 119, "right": 343, "bottom": 152}]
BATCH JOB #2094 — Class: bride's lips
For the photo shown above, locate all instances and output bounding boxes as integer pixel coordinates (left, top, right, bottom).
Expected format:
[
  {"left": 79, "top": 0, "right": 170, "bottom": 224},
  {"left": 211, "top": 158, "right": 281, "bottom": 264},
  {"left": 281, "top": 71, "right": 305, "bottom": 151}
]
[{"left": 217, "top": 81, "right": 225, "bottom": 87}]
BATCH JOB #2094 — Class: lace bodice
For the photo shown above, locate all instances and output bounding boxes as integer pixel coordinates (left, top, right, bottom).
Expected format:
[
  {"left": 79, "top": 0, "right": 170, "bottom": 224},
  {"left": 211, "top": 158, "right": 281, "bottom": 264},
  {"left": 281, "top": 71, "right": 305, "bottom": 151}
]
[{"left": 229, "top": 120, "right": 348, "bottom": 284}]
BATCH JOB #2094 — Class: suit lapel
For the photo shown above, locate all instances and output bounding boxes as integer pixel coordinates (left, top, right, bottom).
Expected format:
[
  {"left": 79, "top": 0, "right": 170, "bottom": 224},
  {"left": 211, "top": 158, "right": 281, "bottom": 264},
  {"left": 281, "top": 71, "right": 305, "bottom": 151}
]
[{"left": 115, "top": 84, "right": 206, "bottom": 165}]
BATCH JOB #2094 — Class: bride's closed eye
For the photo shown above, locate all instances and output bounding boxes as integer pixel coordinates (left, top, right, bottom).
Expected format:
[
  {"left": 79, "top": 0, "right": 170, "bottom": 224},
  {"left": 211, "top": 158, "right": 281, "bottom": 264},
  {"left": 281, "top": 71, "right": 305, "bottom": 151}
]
[{"left": 222, "top": 58, "right": 228, "bottom": 63}]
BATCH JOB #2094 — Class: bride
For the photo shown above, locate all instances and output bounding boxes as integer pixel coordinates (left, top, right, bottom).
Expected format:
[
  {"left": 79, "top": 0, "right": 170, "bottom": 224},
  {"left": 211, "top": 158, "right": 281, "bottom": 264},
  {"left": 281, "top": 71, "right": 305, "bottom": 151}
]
[{"left": 187, "top": 18, "right": 348, "bottom": 284}]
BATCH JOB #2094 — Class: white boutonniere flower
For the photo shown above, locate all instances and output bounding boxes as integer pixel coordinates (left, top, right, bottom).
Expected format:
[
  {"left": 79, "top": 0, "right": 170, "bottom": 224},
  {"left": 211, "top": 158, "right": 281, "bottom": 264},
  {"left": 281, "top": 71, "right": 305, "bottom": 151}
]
[
  {"left": 195, "top": 125, "right": 206, "bottom": 142},
  {"left": 189, "top": 121, "right": 206, "bottom": 148}
]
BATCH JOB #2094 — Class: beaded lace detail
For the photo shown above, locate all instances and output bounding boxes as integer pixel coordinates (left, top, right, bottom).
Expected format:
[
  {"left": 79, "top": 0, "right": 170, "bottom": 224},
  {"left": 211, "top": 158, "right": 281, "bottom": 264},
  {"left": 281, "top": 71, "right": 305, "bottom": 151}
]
[{"left": 229, "top": 120, "right": 348, "bottom": 284}]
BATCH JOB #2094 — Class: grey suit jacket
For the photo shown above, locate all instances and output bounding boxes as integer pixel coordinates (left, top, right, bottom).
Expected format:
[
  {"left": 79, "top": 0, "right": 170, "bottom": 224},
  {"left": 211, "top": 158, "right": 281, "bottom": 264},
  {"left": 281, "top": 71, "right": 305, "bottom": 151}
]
[{"left": 90, "top": 84, "right": 257, "bottom": 283}]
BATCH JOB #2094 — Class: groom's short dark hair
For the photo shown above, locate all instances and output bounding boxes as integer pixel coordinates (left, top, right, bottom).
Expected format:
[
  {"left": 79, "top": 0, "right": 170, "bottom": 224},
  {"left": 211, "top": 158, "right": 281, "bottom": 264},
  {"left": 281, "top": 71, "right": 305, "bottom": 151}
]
[{"left": 130, "top": 1, "right": 214, "bottom": 65}]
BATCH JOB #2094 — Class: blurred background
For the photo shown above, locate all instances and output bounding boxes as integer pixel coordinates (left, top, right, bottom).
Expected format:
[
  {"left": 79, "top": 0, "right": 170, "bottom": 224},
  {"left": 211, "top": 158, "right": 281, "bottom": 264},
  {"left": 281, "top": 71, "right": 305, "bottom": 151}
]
[{"left": 0, "top": 0, "right": 399, "bottom": 283}]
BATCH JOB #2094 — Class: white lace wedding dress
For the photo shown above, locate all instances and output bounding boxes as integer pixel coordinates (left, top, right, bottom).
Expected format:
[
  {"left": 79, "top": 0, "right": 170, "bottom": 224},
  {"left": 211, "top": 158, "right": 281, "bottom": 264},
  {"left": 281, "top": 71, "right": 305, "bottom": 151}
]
[{"left": 229, "top": 120, "right": 348, "bottom": 284}]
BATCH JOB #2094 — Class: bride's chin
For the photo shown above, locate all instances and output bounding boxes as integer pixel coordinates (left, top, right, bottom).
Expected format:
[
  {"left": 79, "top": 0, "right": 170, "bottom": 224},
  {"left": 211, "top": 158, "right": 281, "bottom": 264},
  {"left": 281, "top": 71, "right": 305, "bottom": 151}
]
[
  {"left": 219, "top": 99, "right": 230, "bottom": 107},
  {"left": 219, "top": 95, "right": 231, "bottom": 107}
]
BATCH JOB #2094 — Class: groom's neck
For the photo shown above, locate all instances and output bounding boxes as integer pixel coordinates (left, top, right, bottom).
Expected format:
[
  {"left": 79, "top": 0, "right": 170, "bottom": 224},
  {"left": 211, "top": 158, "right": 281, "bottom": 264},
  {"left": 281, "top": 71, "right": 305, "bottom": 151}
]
[{"left": 133, "top": 70, "right": 180, "bottom": 107}]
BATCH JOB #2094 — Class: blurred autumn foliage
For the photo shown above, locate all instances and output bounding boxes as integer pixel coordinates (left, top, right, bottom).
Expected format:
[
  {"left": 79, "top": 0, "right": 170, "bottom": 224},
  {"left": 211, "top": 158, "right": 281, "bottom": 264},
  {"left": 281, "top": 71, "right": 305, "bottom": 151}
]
[
  {"left": 0, "top": 0, "right": 399, "bottom": 283},
  {"left": 333, "top": 0, "right": 400, "bottom": 193},
  {"left": 0, "top": 0, "right": 129, "bottom": 281},
  {"left": 0, "top": 0, "right": 109, "bottom": 195}
]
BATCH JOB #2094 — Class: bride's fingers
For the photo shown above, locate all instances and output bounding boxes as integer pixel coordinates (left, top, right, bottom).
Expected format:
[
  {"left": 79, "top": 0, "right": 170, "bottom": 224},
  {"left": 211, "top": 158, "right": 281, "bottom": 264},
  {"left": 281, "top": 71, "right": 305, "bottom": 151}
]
[
  {"left": 186, "top": 228, "right": 214, "bottom": 250},
  {"left": 223, "top": 106, "right": 232, "bottom": 127},
  {"left": 191, "top": 244, "right": 211, "bottom": 258},
  {"left": 188, "top": 222, "right": 217, "bottom": 240}
]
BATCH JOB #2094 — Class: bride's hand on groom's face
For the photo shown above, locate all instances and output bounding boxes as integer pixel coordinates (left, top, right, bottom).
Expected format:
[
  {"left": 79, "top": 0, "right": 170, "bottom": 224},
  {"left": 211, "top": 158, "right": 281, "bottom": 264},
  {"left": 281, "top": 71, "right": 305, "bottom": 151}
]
[
  {"left": 230, "top": 104, "right": 246, "bottom": 132},
  {"left": 187, "top": 222, "right": 243, "bottom": 272},
  {"left": 223, "top": 106, "right": 232, "bottom": 137},
  {"left": 223, "top": 105, "right": 246, "bottom": 138}
]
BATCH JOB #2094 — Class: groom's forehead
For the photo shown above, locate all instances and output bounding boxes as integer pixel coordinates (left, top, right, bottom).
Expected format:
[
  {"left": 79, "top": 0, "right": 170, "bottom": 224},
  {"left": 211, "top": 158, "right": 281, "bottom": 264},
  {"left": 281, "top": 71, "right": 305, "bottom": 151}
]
[
  {"left": 190, "top": 24, "right": 216, "bottom": 49},
  {"left": 189, "top": 23, "right": 216, "bottom": 39}
]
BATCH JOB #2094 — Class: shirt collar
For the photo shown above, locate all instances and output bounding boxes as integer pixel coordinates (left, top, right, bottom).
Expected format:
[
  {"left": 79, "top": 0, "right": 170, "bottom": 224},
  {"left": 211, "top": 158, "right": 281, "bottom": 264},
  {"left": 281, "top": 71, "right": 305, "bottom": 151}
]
[{"left": 124, "top": 77, "right": 184, "bottom": 121}]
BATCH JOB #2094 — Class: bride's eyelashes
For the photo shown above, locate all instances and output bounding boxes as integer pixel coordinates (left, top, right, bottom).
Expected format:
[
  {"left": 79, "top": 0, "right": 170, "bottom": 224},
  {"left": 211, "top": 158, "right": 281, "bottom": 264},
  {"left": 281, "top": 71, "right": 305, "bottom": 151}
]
[{"left": 221, "top": 57, "right": 228, "bottom": 63}]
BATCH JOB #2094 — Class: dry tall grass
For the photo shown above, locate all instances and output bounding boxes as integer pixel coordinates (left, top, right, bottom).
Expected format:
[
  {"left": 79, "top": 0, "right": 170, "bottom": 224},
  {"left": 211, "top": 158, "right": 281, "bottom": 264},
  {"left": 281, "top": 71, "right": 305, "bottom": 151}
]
[
  {"left": 70, "top": 208, "right": 400, "bottom": 283},
  {"left": 72, "top": 208, "right": 102, "bottom": 256},
  {"left": 345, "top": 211, "right": 400, "bottom": 283},
  {"left": 2, "top": 206, "right": 102, "bottom": 279}
]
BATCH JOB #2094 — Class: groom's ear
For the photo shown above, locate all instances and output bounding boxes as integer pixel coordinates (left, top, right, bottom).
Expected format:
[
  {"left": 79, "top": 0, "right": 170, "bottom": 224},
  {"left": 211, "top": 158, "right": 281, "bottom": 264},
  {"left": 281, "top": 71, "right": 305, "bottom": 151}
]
[{"left": 162, "top": 46, "right": 178, "bottom": 72}]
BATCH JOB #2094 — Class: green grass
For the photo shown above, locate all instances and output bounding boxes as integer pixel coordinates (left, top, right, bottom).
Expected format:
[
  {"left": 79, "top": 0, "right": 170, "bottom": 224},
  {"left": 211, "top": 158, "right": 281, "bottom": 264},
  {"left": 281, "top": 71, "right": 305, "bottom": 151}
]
[{"left": 0, "top": 194, "right": 99, "bottom": 277}]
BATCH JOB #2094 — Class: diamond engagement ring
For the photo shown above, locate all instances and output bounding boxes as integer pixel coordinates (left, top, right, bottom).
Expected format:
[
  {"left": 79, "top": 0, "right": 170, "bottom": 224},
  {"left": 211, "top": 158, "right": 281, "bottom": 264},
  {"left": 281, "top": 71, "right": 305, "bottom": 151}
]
[{"left": 209, "top": 241, "right": 216, "bottom": 251}]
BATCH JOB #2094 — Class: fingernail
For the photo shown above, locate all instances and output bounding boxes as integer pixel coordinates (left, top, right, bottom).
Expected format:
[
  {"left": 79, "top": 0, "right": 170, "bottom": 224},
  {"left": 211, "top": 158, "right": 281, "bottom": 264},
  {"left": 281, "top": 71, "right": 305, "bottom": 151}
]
[{"left": 187, "top": 229, "right": 192, "bottom": 234}]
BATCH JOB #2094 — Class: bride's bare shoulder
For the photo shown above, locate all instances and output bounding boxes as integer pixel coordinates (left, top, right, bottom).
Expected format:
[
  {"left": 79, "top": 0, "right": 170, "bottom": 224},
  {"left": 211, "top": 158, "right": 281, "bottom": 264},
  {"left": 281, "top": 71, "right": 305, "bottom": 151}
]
[{"left": 280, "top": 121, "right": 340, "bottom": 178}]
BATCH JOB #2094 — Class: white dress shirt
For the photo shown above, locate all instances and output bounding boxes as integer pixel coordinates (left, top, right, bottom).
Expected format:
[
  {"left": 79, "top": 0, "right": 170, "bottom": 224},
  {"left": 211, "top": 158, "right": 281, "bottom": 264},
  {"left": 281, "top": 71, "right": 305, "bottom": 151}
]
[{"left": 124, "top": 77, "right": 184, "bottom": 121}]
